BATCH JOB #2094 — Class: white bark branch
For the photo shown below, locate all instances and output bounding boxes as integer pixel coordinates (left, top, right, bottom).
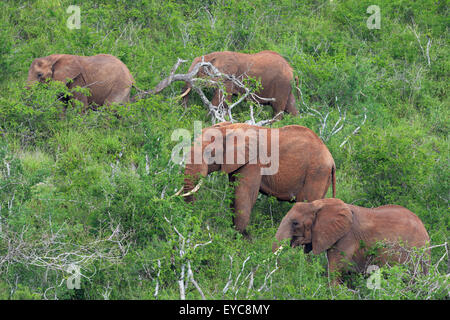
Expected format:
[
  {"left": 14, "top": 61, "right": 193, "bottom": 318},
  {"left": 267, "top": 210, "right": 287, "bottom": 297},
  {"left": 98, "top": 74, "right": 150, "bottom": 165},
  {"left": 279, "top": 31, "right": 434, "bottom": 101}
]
[{"left": 135, "top": 58, "right": 280, "bottom": 125}]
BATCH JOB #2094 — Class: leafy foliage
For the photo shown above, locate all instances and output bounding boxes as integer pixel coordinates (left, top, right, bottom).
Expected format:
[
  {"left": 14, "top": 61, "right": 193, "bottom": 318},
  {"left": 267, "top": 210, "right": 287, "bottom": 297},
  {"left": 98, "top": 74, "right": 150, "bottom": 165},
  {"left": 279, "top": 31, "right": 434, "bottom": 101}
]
[{"left": 0, "top": 0, "right": 448, "bottom": 299}]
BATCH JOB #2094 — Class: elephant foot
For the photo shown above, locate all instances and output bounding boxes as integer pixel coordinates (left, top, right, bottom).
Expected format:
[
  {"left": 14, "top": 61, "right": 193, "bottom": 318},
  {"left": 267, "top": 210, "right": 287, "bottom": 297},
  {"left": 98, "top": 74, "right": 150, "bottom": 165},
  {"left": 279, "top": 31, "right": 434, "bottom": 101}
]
[{"left": 242, "top": 230, "right": 252, "bottom": 241}]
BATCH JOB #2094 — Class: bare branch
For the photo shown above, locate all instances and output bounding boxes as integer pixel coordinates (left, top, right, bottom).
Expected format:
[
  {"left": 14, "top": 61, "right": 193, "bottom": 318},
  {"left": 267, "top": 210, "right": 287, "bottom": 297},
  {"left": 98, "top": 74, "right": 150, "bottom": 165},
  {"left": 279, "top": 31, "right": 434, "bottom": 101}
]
[
  {"left": 0, "top": 219, "right": 130, "bottom": 299},
  {"left": 135, "top": 58, "right": 279, "bottom": 125},
  {"left": 409, "top": 19, "right": 432, "bottom": 67},
  {"left": 163, "top": 216, "right": 212, "bottom": 300},
  {"left": 296, "top": 83, "right": 367, "bottom": 145},
  {"left": 154, "top": 259, "right": 161, "bottom": 298},
  {"left": 425, "top": 36, "right": 432, "bottom": 67},
  {"left": 187, "top": 261, "right": 206, "bottom": 299},
  {"left": 339, "top": 110, "right": 367, "bottom": 148},
  {"left": 222, "top": 255, "right": 234, "bottom": 295},
  {"left": 253, "top": 111, "right": 284, "bottom": 126}
]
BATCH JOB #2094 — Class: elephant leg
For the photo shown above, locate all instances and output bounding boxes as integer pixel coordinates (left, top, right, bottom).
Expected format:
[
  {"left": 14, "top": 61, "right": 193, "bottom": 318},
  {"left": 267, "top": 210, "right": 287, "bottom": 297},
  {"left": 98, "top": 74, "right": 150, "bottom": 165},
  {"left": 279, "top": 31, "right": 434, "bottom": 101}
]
[
  {"left": 270, "top": 97, "right": 285, "bottom": 115},
  {"left": 72, "top": 91, "right": 89, "bottom": 113},
  {"left": 105, "top": 87, "right": 131, "bottom": 105},
  {"left": 296, "top": 170, "right": 332, "bottom": 202},
  {"left": 230, "top": 164, "right": 262, "bottom": 234},
  {"left": 269, "top": 80, "right": 291, "bottom": 116},
  {"left": 212, "top": 83, "right": 233, "bottom": 108},
  {"left": 326, "top": 243, "right": 357, "bottom": 286},
  {"left": 68, "top": 78, "right": 89, "bottom": 111},
  {"left": 326, "top": 248, "right": 346, "bottom": 286},
  {"left": 285, "top": 92, "right": 298, "bottom": 116}
]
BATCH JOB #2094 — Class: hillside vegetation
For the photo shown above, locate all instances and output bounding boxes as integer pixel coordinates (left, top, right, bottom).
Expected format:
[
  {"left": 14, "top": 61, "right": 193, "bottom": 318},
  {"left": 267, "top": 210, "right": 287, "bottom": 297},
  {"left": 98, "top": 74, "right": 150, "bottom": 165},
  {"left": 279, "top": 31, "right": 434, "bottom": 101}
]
[{"left": 0, "top": 0, "right": 448, "bottom": 299}]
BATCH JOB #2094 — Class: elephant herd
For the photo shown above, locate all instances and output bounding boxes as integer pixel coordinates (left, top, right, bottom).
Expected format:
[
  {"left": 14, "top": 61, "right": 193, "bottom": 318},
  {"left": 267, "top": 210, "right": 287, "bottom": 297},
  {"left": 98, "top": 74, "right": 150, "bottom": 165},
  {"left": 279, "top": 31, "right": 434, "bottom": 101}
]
[
  {"left": 27, "top": 52, "right": 430, "bottom": 286},
  {"left": 27, "top": 51, "right": 299, "bottom": 115}
]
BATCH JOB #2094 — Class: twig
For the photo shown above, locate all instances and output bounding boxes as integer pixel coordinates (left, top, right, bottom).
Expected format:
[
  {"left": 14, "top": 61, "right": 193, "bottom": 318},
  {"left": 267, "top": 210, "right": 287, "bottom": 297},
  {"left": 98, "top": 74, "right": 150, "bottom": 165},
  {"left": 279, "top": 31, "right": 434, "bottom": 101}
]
[
  {"left": 223, "top": 255, "right": 234, "bottom": 295},
  {"left": 187, "top": 261, "right": 206, "bottom": 299},
  {"left": 163, "top": 216, "right": 212, "bottom": 299},
  {"left": 425, "top": 36, "right": 432, "bottom": 67},
  {"left": 339, "top": 111, "right": 367, "bottom": 148},
  {"left": 154, "top": 259, "right": 161, "bottom": 298},
  {"left": 409, "top": 19, "right": 432, "bottom": 67},
  {"left": 253, "top": 111, "right": 284, "bottom": 126},
  {"left": 257, "top": 260, "right": 279, "bottom": 292}
]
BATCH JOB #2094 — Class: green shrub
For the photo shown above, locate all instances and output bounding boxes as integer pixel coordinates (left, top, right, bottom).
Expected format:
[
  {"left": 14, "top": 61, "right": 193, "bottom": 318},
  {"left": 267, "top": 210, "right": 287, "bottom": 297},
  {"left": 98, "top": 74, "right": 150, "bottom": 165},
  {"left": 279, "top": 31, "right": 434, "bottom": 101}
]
[
  {"left": 0, "top": 0, "right": 447, "bottom": 300},
  {"left": 351, "top": 123, "right": 440, "bottom": 206}
]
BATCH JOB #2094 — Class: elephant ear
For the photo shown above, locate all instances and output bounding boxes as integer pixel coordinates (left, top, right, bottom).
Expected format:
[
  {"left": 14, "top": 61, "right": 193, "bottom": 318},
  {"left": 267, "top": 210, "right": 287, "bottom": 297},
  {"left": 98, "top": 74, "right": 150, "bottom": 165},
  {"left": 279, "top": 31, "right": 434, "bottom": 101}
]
[
  {"left": 210, "top": 55, "right": 239, "bottom": 76},
  {"left": 311, "top": 200, "right": 353, "bottom": 254},
  {"left": 51, "top": 55, "right": 85, "bottom": 85},
  {"left": 221, "top": 127, "right": 258, "bottom": 174}
]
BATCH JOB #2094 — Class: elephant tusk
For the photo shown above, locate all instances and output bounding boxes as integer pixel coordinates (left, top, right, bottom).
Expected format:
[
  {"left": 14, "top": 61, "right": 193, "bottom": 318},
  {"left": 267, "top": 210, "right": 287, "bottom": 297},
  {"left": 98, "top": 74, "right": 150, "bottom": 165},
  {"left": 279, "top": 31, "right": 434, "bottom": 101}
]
[
  {"left": 178, "top": 87, "right": 191, "bottom": 99},
  {"left": 174, "top": 180, "right": 203, "bottom": 197}
]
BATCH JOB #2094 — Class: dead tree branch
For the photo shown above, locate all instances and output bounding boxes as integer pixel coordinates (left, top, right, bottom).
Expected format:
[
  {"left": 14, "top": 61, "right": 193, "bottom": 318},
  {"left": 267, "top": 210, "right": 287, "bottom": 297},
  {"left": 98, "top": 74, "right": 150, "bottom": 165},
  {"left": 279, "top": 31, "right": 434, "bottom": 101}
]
[
  {"left": 339, "top": 111, "right": 367, "bottom": 148},
  {"left": 135, "top": 58, "right": 279, "bottom": 125},
  {"left": 296, "top": 84, "right": 367, "bottom": 146},
  {"left": 222, "top": 252, "right": 280, "bottom": 298},
  {"left": 409, "top": 19, "right": 432, "bottom": 67},
  {"left": 0, "top": 219, "right": 131, "bottom": 299},
  {"left": 163, "top": 215, "right": 212, "bottom": 300}
]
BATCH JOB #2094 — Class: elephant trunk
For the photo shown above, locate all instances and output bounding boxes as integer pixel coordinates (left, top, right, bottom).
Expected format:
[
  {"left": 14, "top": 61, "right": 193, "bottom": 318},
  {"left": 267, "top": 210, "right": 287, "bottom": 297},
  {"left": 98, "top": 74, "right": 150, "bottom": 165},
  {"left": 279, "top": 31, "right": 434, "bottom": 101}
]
[
  {"left": 272, "top": 215, "right": 293, "bottom": 252},
  {"left": 26, "top": 73, "right": 37, "bottom": 89},
  {"left": 183, "top": 163, "right": 207, "bottom": 203}
]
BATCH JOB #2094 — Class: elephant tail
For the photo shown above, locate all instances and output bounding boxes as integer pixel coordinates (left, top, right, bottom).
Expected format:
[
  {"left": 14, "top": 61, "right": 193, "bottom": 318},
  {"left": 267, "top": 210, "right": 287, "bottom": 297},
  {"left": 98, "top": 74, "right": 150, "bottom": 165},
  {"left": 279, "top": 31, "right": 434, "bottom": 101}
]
[
  {"left": 331, "top": 164, "right": 336, "bottom": 198},
  {"left": 294, "top": 75, "right": 300, "bottom": 101}
]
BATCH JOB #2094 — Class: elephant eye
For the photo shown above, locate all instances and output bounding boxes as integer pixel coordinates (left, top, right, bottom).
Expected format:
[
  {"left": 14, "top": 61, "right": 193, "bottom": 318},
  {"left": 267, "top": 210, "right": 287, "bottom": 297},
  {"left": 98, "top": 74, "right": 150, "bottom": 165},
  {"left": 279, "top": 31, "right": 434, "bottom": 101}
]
[
  {"left": 292, "top": 220, "right": 299, "bottom": 226},
  {"left": 37, "top": 72, "right": 43, "bottom": 78}
]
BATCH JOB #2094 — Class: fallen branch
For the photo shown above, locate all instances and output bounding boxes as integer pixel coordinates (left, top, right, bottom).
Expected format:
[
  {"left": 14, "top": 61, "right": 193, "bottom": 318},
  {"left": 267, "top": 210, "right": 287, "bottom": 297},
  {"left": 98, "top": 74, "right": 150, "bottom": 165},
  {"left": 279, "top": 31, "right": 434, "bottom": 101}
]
[
  {"left": 0, "top": 218, "right": 130, "bottom": 299},
  {"left": 252, "top": 111, "right": 284, "bottom": 126},
  {"left": 134, "top": 58, "right": 279, "bottom": 125}
]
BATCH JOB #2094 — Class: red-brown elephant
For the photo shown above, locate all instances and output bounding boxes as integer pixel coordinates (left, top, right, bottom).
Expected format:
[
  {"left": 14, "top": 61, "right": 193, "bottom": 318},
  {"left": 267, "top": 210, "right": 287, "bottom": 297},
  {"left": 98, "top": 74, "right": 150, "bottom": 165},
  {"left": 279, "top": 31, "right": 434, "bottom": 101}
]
[
  {"left": 183, "top": 122, "right": 335, "bottom": 234},
  {"left": 181, "top": 51, "right": 298, "bottom": 116},
  {"left": 273, "top": 198, "right": 430, "bottom": 285},
  {"left": 27, "top": 54, "right": 134, "bottom": 108}
]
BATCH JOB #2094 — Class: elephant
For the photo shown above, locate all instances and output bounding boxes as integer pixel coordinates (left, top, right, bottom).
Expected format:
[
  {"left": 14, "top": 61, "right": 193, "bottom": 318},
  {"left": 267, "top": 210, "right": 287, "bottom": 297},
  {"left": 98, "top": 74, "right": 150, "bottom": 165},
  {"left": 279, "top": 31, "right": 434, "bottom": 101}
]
[
  {"left": 273, "top": 198, "right": 430, "bottom": 285},
  {"left": 27, "top": 54, "right": 134, "bottom": 108},
  {"left": 181, "top": 51, "right": 299, "bottom": 116},
  {"left": 183, "top": 122, "right": 336, "bottom": 234}
]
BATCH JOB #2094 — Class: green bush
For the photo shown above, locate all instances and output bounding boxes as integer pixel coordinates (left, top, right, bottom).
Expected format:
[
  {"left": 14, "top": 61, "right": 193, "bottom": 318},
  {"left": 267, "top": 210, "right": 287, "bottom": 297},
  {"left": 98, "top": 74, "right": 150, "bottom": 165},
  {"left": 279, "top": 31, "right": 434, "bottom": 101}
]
[
  {"left": 0, "top": 0, "right": 447, "bottom": 300},
  {"left": 351, "top": 123, "right": 440, "bottom": 206}
]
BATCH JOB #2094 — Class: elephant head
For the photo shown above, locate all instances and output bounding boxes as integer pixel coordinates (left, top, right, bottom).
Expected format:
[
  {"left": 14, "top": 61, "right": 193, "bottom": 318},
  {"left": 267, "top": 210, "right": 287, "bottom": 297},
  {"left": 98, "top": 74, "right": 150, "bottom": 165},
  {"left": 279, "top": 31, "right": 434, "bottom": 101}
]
[
  {"left": 183, "top": 122, "right": 257, "bottom": 202},
  {"left": 273, "top": 198, "right": 353, "bottom": 255},
  {"left": 181, "top": 53, "right": 237, "bottom": 108},
  {"left": 27, "top": 54, "right": 84, "bottom": 87}
]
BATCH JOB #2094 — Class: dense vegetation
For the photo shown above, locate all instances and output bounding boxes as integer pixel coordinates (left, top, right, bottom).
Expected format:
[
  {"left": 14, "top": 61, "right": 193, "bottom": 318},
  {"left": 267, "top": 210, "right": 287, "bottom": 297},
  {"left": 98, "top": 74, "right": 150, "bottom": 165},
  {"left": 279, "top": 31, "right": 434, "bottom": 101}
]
[{"left": 0, "top": 0, "right": 448, "bottom": 300}]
